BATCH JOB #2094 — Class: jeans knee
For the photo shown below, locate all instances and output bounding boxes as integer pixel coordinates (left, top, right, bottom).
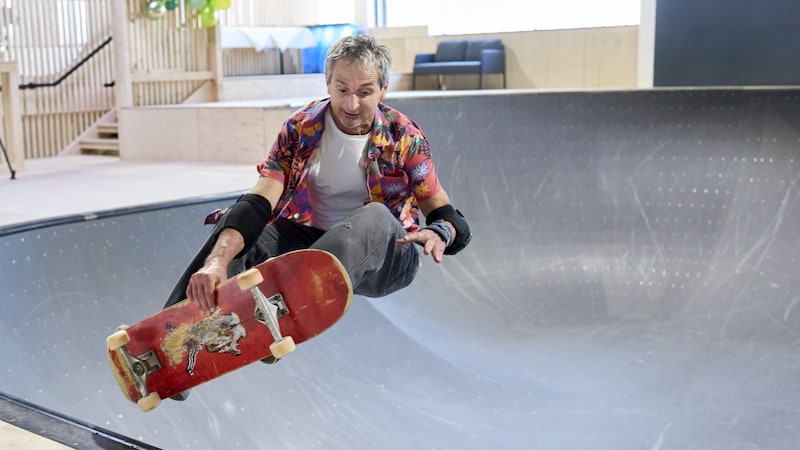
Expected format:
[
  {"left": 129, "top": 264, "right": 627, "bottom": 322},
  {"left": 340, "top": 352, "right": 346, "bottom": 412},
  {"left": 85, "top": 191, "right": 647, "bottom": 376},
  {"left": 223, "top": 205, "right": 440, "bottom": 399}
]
[
  {"left": 347, "top": 203, "right": 396, "bottom": 236},
  {"left": 358, "top": 202, "right": 394, "bottom": 221}
]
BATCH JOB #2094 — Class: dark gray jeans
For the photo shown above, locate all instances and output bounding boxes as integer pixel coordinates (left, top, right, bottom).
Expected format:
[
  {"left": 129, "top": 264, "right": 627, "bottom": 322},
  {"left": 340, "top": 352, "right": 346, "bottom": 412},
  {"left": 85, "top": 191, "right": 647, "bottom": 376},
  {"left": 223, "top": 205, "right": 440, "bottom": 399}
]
[{"left": 164, "top": 202, "right": 420, "bottom": 307}]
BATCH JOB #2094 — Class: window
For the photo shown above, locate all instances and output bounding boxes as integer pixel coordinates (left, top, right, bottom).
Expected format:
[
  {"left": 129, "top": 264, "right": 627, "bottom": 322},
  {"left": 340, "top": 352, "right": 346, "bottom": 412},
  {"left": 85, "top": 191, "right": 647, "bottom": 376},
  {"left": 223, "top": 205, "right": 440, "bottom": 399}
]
[{"left": 382, "top": 0, "right": 640, "bottom": 35}]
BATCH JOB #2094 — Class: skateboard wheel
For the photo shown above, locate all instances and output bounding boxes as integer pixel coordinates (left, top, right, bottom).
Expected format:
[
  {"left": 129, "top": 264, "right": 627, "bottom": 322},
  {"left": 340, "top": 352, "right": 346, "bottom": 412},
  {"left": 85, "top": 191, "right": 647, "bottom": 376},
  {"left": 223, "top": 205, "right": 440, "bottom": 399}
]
[
  {"left": 269, "top": 336, "right": 296, "bottom": 359},
  {"left": 106, "top": 329, "right": 131, "bottom": 351},
  {"left": 137, "top": 392, "right": 161, "bottom": 412},
  {"left": 237, "top": 268, "right": 263, "bottom": 290}
]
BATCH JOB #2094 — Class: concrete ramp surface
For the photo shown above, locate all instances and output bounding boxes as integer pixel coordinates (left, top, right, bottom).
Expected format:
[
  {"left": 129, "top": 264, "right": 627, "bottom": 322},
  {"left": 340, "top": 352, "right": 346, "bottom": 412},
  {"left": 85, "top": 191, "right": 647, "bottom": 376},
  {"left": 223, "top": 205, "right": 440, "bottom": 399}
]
[{"left": 2, "top": 90, "right": 800, "bottom": 449}]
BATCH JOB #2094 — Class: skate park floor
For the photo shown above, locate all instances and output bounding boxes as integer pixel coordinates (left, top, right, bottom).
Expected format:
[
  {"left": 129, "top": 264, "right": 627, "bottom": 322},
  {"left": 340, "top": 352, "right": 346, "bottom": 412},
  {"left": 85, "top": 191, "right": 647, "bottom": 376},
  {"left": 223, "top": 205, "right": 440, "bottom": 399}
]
[{"left": 2, "top": 88, "right": 800, "bottom": 449}]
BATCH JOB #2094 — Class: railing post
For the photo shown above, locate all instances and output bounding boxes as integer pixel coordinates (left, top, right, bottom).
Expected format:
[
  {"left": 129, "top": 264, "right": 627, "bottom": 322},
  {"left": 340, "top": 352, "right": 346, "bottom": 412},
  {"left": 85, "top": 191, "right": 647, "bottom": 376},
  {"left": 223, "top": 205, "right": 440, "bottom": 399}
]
[
  {"left": 0, "top": 61, "right": 24, "bottom": 177},
  {"left": 208, "top": 24, "right": 223, "bottom": 102},
  {"left": 110, "top": 0, "right": 133, "bottom": 109}
]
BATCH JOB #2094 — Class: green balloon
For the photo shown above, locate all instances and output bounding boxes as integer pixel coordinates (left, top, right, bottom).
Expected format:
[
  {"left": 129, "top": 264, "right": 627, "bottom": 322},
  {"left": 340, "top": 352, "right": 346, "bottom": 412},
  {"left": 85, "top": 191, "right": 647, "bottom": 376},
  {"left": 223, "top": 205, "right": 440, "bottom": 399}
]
[
  {"left": 200, "top": 7, "right": 217, "bottom": 27},
  {"left": 187, "top": 0, "right": 206, "bottom": 11},
  {"left": 165, "top": 0, "right": 178, "bottom": 11}
]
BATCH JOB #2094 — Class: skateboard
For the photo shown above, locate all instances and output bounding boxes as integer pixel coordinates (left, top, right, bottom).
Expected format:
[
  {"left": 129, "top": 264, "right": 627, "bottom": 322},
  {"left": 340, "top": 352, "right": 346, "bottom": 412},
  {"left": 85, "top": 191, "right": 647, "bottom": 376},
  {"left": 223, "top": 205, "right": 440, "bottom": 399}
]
[{"left": 106, "top": 249, "right": 352, "bottom": 412}]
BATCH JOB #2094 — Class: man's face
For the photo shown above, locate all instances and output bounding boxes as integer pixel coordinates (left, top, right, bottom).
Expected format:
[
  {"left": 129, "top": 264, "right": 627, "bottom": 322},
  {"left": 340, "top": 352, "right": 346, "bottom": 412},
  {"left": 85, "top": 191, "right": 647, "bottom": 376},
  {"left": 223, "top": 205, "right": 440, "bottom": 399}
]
[{"left": 326, "top": 59, "right": 387, "bottom": 135}]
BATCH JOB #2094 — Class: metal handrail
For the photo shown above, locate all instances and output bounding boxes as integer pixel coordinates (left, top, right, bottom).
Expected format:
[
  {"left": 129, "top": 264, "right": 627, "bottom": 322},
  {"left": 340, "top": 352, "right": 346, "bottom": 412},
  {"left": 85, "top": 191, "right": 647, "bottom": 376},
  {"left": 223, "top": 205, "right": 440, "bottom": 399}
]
[{"left": 18, "top": 36, "right": 113, "bottom": 90}]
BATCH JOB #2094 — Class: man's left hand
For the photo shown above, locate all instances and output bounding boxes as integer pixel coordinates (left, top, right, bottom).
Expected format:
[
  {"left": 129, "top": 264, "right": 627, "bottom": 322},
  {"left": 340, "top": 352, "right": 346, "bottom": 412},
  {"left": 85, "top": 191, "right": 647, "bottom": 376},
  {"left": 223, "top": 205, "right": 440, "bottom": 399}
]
[{"left": 397, "top": 229, "right": 446, "bottom": 264}]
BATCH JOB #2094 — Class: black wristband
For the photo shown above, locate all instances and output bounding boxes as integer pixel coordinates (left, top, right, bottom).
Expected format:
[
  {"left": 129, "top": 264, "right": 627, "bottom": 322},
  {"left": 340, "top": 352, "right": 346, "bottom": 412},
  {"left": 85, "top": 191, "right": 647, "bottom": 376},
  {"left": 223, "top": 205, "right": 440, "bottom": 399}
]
[
  {"left": 424, "top": 220, "right": 453, "bottom": 246},
  {"left": 222, "top": 194, "right": 273, "bottom": 258},
  {"left": 425, "top": 204, "right": 472, "bottom": 255}
]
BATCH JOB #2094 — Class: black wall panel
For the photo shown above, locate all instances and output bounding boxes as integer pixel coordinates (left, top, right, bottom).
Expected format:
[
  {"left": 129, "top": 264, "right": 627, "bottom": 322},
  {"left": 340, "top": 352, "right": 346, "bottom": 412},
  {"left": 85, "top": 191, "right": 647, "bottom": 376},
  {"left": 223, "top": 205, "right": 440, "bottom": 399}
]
[{"left": 654, "top": 0, "right": 800, "bottom": 86}]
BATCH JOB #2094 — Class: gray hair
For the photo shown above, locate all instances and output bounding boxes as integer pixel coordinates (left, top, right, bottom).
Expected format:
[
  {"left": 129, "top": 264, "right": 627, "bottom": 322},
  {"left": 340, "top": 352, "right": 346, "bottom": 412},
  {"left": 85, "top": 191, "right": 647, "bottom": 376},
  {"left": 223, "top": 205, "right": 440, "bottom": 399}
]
[{"left": 324, "top": 35, "right": 393, "bottom": 87}]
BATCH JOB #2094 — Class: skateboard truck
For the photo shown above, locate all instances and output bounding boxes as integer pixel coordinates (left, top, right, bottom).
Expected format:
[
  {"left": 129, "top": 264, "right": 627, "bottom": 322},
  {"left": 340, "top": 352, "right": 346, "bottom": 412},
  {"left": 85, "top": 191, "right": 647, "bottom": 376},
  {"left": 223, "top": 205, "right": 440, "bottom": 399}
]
[
  {"left": 237, "top": 269, "right": 297, "bottom": 358},
  {"left": 118, "top": 348, "right": 162, "bottom": 397},
  {"left": 253, "top": 293, "right": 289, "bottom": 329},
  {"left": 106, "top": 328, "right": 164, "bottom": 410}
]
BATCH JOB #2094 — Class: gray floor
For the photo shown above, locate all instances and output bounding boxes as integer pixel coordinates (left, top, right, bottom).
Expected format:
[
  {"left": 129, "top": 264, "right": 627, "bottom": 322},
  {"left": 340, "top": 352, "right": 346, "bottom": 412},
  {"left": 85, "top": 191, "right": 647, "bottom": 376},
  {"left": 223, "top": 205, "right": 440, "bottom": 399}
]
[
  {"left": 2, "top": 89, "right": 800, "bottom": 449},
  {"left": 0, "top": 155, "right": 255, "bottom": 227}
]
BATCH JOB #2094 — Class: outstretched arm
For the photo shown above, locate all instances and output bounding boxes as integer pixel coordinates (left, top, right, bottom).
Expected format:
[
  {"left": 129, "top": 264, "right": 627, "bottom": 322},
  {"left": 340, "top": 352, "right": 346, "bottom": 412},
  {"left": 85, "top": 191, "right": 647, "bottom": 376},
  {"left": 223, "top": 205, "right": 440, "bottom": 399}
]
[{"left": 187, "top": 176, "right": 283, "bottom": 313}]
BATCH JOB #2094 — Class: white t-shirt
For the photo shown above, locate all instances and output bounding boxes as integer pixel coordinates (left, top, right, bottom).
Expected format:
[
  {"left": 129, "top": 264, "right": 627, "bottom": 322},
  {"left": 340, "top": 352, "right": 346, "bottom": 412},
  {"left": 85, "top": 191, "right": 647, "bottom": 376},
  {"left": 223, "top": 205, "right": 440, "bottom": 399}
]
[{"left": 306, "top": 111, "right": 371, "bottom": 230}]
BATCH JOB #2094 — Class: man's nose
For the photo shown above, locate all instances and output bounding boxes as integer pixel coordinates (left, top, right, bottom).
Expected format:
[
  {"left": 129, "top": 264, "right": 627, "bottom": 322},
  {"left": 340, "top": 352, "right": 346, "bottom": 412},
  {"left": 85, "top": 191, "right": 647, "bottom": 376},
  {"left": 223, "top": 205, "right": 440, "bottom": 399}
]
[{"left": 346, "top": 94, "right": 359, "bottom": 110}]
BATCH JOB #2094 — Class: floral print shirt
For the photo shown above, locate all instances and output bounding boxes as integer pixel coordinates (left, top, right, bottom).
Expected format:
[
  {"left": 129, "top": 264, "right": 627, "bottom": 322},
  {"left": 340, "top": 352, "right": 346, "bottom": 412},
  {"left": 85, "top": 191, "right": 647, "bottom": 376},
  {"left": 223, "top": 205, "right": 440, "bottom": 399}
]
[{"left": 256, "top": 98, "right": 442, "bottom": 232}]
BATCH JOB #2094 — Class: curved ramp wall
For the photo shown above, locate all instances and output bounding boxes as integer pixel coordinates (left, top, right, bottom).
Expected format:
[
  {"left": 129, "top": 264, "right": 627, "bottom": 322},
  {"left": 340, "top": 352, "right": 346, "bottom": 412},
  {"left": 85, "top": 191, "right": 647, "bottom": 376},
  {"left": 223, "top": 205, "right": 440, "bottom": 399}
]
[{"left": 1, "top": 89, "right": 800, "bottom": 449}]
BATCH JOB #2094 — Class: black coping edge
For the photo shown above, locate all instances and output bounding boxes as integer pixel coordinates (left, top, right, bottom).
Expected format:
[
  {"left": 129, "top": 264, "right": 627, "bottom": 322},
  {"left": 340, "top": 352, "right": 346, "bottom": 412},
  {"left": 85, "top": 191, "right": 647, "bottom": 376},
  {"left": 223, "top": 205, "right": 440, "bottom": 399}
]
[
  {"left": 0, "top": 391, "right": 161, "bottom": 450},
  {"left": 0, "top": 192, "right": 241, "bottom": 237}
]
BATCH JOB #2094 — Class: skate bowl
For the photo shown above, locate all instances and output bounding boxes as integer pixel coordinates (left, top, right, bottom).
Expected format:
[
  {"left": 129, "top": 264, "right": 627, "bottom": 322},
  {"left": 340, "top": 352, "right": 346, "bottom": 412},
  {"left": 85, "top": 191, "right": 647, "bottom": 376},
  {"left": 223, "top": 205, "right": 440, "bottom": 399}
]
[{"left": 1, "top": 88, "right": 800, "bottom": 449}]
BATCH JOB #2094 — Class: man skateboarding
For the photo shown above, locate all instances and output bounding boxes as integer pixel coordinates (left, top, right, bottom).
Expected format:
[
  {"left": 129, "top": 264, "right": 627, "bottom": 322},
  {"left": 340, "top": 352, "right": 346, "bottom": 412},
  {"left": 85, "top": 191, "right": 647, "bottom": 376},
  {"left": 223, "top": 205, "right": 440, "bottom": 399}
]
[{"left": 163, "top": 34, "right": 472, "bottom": 400}]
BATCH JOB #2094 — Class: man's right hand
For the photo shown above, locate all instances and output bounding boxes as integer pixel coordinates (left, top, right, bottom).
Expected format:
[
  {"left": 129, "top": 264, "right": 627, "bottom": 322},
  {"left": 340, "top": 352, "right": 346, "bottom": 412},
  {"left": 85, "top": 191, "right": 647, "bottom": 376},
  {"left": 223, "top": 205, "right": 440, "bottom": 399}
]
[
  {"left": 185, "top": 228, "right": 245, "bottom": 314},
  {"left": 186, "top": 263, "right": 227, "bottom": 314}
]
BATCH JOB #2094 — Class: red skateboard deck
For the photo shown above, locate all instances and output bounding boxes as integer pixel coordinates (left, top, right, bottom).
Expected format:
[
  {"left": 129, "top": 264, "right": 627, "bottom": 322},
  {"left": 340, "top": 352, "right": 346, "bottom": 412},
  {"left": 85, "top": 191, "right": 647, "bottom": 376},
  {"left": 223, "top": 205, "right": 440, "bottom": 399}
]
[{"left": 106, "top": 249, "right": 352, "bottom": 411}]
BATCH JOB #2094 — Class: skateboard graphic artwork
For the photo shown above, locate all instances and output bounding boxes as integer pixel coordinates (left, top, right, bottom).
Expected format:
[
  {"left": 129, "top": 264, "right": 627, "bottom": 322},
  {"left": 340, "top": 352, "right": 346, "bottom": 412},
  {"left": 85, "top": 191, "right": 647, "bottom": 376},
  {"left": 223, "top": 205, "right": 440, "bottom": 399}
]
[{"left": 106, "top": 249, "right": 352, "bottom": 412}]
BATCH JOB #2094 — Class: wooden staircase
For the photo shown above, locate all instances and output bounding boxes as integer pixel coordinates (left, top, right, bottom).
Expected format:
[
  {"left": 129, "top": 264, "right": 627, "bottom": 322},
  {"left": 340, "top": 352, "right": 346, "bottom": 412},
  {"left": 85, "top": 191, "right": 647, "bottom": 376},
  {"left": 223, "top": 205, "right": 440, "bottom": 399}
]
[{"left": 79, "top": 121, "right": 119, "bottom": 156}]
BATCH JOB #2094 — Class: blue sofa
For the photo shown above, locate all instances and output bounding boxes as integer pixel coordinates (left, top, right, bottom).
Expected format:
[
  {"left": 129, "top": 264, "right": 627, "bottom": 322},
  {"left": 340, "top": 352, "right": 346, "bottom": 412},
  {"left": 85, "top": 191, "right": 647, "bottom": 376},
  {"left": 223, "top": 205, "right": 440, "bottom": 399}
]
[{"left": 412, "top": 39, "right": 506, "bottom": 90}]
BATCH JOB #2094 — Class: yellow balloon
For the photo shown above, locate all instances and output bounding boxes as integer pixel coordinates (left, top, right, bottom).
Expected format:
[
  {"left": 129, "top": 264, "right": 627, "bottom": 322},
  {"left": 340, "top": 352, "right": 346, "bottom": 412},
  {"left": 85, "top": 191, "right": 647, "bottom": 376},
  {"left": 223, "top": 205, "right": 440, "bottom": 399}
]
[{"left": 210, "top": 0, "right": 231, "bottom": 10}]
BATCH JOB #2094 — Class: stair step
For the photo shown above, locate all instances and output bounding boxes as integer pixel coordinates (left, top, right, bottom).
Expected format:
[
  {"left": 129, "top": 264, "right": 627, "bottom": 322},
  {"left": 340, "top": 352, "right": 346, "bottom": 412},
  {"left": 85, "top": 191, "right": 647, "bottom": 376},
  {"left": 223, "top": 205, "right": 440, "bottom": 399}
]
[
  {"left": 97, "top": 123, "right": 119, "bottom": 138},
  {"left": 80, "top": 138, "right": 119, "bottom": 156}
]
